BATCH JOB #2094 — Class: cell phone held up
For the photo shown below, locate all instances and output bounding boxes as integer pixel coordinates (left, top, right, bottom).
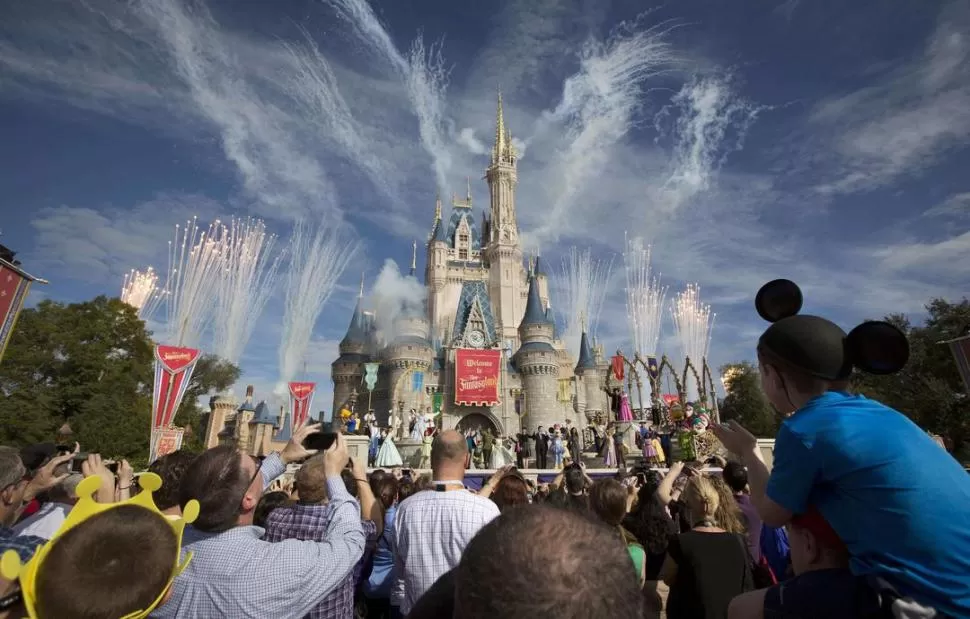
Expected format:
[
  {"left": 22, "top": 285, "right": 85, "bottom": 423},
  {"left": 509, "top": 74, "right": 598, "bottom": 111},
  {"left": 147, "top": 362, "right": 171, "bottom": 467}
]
[
  {"left": 303, "top": 422, "right": 337, "bottom": 452},
  {"left": 69, "top": 454, "right": 119, "bottom": 475}
]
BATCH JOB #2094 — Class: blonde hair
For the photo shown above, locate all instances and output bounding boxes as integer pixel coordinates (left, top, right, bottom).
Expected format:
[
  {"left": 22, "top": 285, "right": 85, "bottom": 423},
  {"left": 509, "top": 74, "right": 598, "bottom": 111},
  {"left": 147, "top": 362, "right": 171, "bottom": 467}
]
[
  {"left": 295, "top": 455, "right": 328, "bottom": 504},
  {"left": 707, "top": 475, "right": 747, "bottom": 535},
  {"left": 683, "top": 475, "right": 719, "bottom": 520}
]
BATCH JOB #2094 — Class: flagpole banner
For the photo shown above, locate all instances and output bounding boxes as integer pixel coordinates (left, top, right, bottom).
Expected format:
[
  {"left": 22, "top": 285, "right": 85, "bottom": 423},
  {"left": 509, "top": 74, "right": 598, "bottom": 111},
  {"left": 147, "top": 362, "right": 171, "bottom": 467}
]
[
  {"left": 0, "top": 262, "right": 35, "bottom": 363},
  {"left": 288, "top": 382, "right": 316, "bottom": 431},
  {"left": 947, "top": 335, "right": 970, "bottom": 396},
  {"left": 454, "top": 348, "right": 501, "bottom": 406},
  {"left": 364, "top": 362, "right": 379, "bottom": 391},
  {"left": 432, "top": 392, "right": 443, "bottom": 416},
  {"left": 647, "top": 356, "right": 660, "bottom": 380},
  {"left": 151, "top": 345, "right": 201, "bottom": 462},
  {"left": 151, "top": 428, "right": 185, "bottom": 461}
]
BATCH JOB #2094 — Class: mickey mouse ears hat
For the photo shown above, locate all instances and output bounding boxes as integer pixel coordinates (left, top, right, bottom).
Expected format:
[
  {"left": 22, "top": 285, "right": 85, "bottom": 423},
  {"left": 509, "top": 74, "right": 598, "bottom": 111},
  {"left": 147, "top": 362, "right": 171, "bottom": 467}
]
[{"left": 755, "top": 279, "right": 909, "bottom": 380}]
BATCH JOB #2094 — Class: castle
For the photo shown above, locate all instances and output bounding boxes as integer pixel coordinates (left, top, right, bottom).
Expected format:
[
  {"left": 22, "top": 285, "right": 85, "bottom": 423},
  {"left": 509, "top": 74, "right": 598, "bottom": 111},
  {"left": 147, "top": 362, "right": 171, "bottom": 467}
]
[{"left": 331, "top": 95, "right": 611, "bottom": 438}]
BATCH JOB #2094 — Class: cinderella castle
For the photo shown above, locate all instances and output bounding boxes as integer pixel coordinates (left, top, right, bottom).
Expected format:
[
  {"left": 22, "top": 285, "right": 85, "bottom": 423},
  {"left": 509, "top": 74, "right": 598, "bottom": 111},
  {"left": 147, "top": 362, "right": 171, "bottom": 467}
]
[{"left": 331, "top": 95, "right": 611, "bottom": 438}]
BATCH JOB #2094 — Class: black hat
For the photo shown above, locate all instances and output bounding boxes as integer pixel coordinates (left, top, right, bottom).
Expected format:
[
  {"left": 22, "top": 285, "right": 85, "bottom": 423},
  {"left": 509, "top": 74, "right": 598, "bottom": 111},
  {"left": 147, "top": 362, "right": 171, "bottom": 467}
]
[
  {"left": 755, "top": 279, "right": 909, "bottom": 380},
  {"left": 20, "top": 443, "right": 58, "bottom": 472}
]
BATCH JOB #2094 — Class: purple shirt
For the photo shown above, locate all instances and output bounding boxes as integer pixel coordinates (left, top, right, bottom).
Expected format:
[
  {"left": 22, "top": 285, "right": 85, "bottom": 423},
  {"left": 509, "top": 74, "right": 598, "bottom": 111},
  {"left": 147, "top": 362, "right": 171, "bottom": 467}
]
[
  {"left": 265, "top": 502, "right": 379, "bottom": 619},
  {"left": 735, "top": 494, "right": 762, "bottom": 561}
]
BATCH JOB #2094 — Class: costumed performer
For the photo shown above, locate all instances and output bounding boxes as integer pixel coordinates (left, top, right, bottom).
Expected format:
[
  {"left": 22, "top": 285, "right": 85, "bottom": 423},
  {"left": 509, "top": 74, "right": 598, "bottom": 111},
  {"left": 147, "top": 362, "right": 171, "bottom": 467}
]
[
  {"left": 375, "top": 428, "right": 403, "bottom": 467},
  {"left": 601, "top": 425, "right": 618, "bottom": 468},
  {"left": 618, "top": 390, "right": 635, "bottom": 422},
  {"left": 368, "top": 422, "right": 381, "bottom": 466},
  {"left": 339, "top": 406, "right": 353, "bottom": 432},
  {"left": 550, "top": 430, "right": 566, "bottom": 470},
  {"left": 418, "top": 426, "right": 436, "bottom": 469},
  {"left": 489, "top": 436, "right": 516, "bottom": 468},
  {"left": 568, "top": 427, "right": 583, "bottom": 467}
]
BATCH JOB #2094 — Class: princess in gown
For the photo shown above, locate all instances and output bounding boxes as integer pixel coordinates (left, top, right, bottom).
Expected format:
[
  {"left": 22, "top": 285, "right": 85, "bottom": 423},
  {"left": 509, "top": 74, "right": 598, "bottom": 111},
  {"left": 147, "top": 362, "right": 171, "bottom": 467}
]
[
  {"left": 601, "top": 425, "right": 618, "bottom": 467},
  {"left": 489, "top": 437, "right": 516, "bottom": 468},
  {"left": 551, "top": 431, "right": 566, "bottom": 470},
  {"left": 617, "top": 391, "right": 634, "bottom": 422},
  {"left": 375, "top": 429, "right": 403, "bottom": 467}
]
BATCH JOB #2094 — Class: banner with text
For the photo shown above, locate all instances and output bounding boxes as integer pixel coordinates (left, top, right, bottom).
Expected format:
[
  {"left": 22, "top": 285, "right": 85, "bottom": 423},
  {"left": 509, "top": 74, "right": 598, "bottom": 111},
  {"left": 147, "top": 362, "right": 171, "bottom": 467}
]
[
  {"left": 0, "top": 261, "right": 36, "bottom": 363},
  {"left": 455, "top": 348, "right": 501, "bottom": 406},
  {"left": 151, "top": 427, "right": 185, "bottom": 462},
  {"left": 151, "top": 345, "right": 201, "bottom": 462},
  {"left": 288, "top": 381, "right": 316, "bottom": 431}
]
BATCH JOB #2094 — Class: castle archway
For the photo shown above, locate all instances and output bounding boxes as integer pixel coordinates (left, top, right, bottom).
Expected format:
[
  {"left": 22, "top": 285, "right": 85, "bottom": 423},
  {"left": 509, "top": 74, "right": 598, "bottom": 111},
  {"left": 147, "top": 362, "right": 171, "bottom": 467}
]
[{"left": 455, "top": 411, "right": 500, "bottom": 436}]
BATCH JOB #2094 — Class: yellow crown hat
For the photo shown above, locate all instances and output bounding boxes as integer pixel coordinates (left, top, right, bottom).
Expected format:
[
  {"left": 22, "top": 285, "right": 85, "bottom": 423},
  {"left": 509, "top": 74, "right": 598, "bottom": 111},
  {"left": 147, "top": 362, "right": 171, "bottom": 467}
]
[{"left": 1, "top": 473, "right": 200, "bottom": 619}]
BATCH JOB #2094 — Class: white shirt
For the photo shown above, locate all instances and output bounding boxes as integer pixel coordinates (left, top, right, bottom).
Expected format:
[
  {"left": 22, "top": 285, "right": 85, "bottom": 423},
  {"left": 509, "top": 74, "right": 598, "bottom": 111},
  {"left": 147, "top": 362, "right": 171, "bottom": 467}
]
[
  {"left": 391, "top": 487, "right": 499, "bottom": 614},
  {"left": 15, "top": 502, "right": 72, "bottom": 540}
]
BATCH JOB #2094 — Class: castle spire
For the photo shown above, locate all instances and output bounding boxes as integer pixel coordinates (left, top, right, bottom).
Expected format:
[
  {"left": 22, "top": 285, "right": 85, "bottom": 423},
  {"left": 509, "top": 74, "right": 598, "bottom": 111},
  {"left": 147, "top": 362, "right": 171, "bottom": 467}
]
[
  {"left": 435, "top": 192, "right": 442, "bottom": 220},
  {"left": 492, "top": 91, "right": 507, "bottom": 166},
  {"left": 359, "top": 272, "right": 364, "bottom": 298},
  {"left": 410, "top": 240, "right": 417, "bottom": 276}
]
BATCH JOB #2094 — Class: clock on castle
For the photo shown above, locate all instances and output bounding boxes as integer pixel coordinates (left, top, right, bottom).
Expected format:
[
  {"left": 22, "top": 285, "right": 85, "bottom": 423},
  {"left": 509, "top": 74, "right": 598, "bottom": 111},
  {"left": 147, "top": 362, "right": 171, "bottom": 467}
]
[{"left": 330, "top": 94, "right": 612, "bottom": 438}]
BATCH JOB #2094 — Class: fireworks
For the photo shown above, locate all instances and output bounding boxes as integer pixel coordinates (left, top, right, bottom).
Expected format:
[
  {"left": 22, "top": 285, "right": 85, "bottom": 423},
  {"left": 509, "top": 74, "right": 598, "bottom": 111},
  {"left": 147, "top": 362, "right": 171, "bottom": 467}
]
[
  {"left": 278, "top": 219, "right": 358, "bottom": 386},
  {"left": 121, "top": 267, "right": 164, "bottom": 320},
  {"left": 671, "top": 283, "right": 716, "bottom": 401},
  {"left": 624, "top": 235, "right": 667, "bottom": 356},
  {"left": 213, "top": 217, "right": 283, "bottom": 365},
  {"left": 557, "top": 247, "right": 615, "bottom": 357},
  {"left": 163, "top": 217, "right": 227, "bottom": 348}
]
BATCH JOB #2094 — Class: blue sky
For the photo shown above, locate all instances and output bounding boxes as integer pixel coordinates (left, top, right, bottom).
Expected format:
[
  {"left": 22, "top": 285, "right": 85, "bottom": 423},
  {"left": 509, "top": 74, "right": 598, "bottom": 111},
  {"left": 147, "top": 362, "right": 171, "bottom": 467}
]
[{"left": 1, "top": 0, "right": 968, "bottom": 412}]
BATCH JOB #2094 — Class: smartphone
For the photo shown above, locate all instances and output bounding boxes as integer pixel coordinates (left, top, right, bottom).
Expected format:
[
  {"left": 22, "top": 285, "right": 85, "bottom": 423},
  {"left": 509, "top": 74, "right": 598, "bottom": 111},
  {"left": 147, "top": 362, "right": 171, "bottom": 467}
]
[
  {"left": 303, "top": 422, "right": 337, "bottom": 451},
  {"left": 635, "top": 472, "right": 647, "bottom": 486},
  {"left": 70, "top": 454, "right": 88, "bottom": 473}
]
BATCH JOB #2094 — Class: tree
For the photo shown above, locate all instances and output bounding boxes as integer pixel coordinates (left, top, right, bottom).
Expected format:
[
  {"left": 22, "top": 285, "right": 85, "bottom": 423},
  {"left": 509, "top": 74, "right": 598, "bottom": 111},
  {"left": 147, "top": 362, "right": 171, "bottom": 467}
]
[
  {"left": 0, "top": 296, "right": 239, "bottom": 465},
  {"left": 851, "top": 299, "right": 970, "bottom": 460},
  {"left": 718, "top": 361, "right": 779, "bottom": 438}
]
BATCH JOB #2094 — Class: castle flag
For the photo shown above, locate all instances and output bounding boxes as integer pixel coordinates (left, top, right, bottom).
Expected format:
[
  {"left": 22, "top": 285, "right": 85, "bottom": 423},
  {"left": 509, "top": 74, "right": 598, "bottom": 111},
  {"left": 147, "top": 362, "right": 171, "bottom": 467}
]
[
  {"left": 363, "top": 363, "right": 379, "bottom": 391},
  {"left": 0, "top": 259, "right": 41, "bottom": 363},
  {"left": 647, "top": 356, "right": 659, "bottom": 380},
  {"left": 411, "top": 371, "right": 424, "bottom": 392}
]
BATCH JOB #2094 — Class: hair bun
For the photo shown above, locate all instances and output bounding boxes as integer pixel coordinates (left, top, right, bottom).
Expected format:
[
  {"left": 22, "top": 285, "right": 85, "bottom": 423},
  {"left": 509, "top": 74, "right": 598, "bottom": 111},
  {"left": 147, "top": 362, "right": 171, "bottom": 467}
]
[
  {"left": 755, "top": 279, "right": 803, "bottom": 323},
  {"left": 845, "top": 321, "right": 910, "bottom": 375}
]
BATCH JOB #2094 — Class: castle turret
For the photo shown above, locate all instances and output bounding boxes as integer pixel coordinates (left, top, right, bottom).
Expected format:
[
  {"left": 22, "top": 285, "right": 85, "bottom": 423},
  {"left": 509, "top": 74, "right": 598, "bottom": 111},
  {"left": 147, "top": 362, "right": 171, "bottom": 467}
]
[
  {"left": 574, "top": 329, "right": 604, "bottom": 423},
  {"left": 513, "top": 273, "right": 559, "bottom": 432},
  {"left": 426, "top": 194, "right": 449, "bottom": 340},
  {"left": 484, "top": 92, "right": 525, "bottom": 345},
  {"left": 535, "top": 256, "right": 550, "bottom": 310},
  {"left": 331, "top": 286, "right": 369, "bottom": 414},
  {"left": 382, "top": 303, "right": 434, "bottom": 426}
]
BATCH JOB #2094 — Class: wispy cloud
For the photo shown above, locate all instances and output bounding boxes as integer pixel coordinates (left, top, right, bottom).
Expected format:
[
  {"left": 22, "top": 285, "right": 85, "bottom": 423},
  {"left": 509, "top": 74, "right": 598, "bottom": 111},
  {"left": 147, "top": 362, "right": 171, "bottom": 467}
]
[{"left": 811, "top": 1, "right": 970, "bottom": 195}]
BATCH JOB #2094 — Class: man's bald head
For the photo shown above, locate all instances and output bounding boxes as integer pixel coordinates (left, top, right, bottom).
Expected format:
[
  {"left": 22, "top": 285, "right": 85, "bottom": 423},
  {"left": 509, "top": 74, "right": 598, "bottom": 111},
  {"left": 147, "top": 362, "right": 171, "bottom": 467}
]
[
  {"left": 454, "top": 505, "right": 642, "bottom": 619},
  {"left": 430, "top": 429, "right": 468, "bottom": 469}
]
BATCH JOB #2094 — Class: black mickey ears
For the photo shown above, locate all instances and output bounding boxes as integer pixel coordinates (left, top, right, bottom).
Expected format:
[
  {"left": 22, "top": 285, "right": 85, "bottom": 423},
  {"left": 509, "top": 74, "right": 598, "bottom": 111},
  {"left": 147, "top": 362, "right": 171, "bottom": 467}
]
[
  {"left": 846, "top": 321, "right": 910, "bottom": 375},
  {"left": 755, "top": 279, "right": 803, "bottom": 323}
]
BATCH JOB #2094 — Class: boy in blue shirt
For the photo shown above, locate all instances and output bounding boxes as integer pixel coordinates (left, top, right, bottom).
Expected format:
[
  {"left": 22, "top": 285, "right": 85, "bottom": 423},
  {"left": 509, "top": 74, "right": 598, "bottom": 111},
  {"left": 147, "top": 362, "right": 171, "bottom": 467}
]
[{"left": 715, "top": 279, "right": 970, "bottom": 617}]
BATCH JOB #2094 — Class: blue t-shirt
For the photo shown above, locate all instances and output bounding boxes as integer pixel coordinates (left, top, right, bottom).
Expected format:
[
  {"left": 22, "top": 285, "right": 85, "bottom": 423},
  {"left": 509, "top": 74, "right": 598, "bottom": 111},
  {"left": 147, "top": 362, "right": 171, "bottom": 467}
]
[{"left": 765, "top": 391, "right": 970, "bottom": 616}]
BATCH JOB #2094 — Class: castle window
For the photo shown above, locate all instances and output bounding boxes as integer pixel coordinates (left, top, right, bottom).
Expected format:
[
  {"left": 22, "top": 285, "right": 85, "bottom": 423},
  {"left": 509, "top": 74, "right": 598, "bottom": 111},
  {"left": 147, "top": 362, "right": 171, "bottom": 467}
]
[
  {"left": 459, "top": 249, "right": 468, "bottom": 260},
  {"left": 459, "top": 233, "right": 469, "bottom": 245}
]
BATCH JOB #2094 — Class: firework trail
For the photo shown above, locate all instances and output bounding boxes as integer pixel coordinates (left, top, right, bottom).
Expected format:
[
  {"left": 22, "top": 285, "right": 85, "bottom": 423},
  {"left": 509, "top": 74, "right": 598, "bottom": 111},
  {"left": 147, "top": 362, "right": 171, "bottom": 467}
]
[
  {"left": 121, "top": 267, "right": 164, "bottom": 320},
  {"left": 278, "top": 219, "right": 358, "bottom": 387},
  {"left": 213, "top": 217, "right": 283, "bottom": 365},
  {"left": 163, "top": 217, "right": 226, "bottom": 348},
  {"left": 624, "top": 235, "right": 667, "bottom": 357},
  {"left": 671, "top": 284, "right": 715, "bottom": 401},
  {"left": 557, "top": 247, "right": 615, "bottom": 358}
]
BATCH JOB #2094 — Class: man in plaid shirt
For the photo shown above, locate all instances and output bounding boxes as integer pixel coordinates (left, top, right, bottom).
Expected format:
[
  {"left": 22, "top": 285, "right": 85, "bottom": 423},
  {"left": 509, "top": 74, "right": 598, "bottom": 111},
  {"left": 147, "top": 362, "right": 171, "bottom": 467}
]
[{"left": 266, "top": 455, "right": 383, "bottom": 619}]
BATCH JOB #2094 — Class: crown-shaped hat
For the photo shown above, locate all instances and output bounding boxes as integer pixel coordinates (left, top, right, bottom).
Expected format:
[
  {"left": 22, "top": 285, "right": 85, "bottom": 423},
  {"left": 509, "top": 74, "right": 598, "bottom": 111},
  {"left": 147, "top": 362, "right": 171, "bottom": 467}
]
[{"left": 0, "top": 473, "right": 200, "bottom": 619}]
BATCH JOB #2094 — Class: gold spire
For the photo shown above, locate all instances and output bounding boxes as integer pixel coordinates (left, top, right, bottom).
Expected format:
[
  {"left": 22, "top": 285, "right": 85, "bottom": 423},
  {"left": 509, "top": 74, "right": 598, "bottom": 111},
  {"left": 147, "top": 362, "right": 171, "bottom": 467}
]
[
  {"left": 434, "top": 191, "right": 442, "bottom": 220},
  {"left": 359, "top": 272, "right": 364, "bottom": 298},
  {"left": 466, "top": 177, "right": 472, "bottom": 201},
  {"left": 492, "top": 91, "right": 507, "bottom": 165},
  {"left": 410, "top": 240, "right": 417, "bottom": 275}
]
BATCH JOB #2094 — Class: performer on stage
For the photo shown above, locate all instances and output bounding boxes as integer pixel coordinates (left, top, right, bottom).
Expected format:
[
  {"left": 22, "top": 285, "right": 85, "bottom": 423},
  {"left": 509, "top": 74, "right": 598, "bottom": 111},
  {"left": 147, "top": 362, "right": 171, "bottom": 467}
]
[
  {"left": 368, "top": 421, "right": 380, "bottom": 466},
  {"left": 533, "top": 426, "right": 549, "bottom": 469},
  {"left": 418, "top": 426, "right": 436, "bottom": 469},
  {"left": 568, "top": 427, "right": 583, "bottom": 468},
  {"left": 551, "top": 430, "right": 566, "bottom": 470},
  {"left": 601, "top": 425, "right": 618, "bottom": 468},
  {"left": 617, "top": 391, "right": 634, "bottom": 422},
  {"left": 375, "top": 428, "right": 403, "bottom": 467},
  {"left": 490, "top": 436, "right": 516, "bottom": 468}
]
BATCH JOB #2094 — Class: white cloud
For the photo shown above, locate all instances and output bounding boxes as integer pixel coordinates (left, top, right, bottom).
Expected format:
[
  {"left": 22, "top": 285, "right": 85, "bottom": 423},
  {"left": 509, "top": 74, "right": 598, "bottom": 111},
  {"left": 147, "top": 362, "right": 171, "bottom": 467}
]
[
  {"left": 925, "top": 192, "right": 970, "bottom": 218},
  {"left": 457, "top": 127, "right": 488, "bottom": 155},
  {"left": 811, "top": 1, "right": 970, "bottom": 194}
]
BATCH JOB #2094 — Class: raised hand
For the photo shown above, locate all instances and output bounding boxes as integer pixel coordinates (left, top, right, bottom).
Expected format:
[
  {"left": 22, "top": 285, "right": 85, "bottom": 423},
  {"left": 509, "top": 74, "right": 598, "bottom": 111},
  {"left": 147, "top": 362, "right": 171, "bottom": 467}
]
[
  {"left": 711, "top": 420, "right": 758, "bottom": 457},
  {"left": 281, "top": 421, "right": 322, "bottom": 464},
  {"left": 24, "top": 442, "right": 79, "bottom": 502}
]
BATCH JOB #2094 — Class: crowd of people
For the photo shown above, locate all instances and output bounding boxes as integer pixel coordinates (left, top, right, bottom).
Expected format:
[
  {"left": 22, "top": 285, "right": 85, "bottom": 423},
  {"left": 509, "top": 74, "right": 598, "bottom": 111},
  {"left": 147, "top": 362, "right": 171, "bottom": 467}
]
[{"left": 1, "top": 278, "right": 968, "bottom": 618}]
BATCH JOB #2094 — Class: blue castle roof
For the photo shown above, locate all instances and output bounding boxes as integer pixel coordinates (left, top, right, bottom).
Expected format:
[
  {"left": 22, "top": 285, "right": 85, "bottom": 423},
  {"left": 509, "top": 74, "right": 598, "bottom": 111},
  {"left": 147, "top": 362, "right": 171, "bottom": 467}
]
[
  {"left": 273, "top": 411, "right": 292, "bottom": 442},
  {"left": 519, "top": 275, "right": 552, "bottom": 328},
  {"left": 253, "top": 401, "right": 277, "bottom": 426},
  {"left": 445, "top": 207, "right": 480, "bottom": 250},
  {"left": 452, "top": 280, "right": 497, "bottom": 343},
  {"left": 575, "top": 330, "right": 596, "bottom": 372},
  {"left": 340, "top": 297, "right": 368, "bottom": 347}
]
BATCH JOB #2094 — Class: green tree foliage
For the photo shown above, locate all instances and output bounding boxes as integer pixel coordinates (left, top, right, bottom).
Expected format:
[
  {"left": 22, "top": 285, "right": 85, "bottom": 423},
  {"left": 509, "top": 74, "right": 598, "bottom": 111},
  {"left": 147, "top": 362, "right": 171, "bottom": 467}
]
[
  {"left": 718, "top": 361, "right": 779, "bottom": 438},
  {"left": 851, "top": 299, "right": 970, "bottom": 460},
  {"left": 0, "top": 296, "right": 239, "bottom": 465}
]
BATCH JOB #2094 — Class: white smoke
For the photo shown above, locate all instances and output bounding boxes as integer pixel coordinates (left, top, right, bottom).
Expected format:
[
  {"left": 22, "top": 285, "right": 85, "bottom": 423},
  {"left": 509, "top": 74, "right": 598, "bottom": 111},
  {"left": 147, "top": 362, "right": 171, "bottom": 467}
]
[
  {"left": 457, "top": 127, "right": 488, "bottom": 155},
  {"left": 654, "top": 74, "right": 764, "bottom": 212},
  {"left": 531, "top": 19, "right": 675, "bottom": 243},
  {"left": 323, "top": 0, "right": 453, "bottom": 192},
  {"left": 368, "top": 259, "right": 427, "bottom": 345}
]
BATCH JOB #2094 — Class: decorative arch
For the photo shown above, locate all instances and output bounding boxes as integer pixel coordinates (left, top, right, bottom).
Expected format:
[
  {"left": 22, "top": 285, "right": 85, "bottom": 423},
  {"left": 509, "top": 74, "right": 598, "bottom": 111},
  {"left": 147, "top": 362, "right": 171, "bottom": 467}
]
[
  {"left": 602, "top": 353, "right": 645, "bottom": 419},
  {"left": 455, "top": 410, "right": 502, "bottom": 436},
  {"left": 682, "top": 356, "right": 703, "bottom": 404}
]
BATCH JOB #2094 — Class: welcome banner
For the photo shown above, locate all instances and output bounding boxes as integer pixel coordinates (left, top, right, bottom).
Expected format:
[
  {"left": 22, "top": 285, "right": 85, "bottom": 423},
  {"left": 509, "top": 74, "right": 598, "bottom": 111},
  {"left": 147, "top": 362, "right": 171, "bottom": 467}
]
[
  {"left": 454, "top": 348, "right": 501, "bottom": 406},
  {"left": 151, "top": 345, "right": 201, "bottom": 462},
  {"left": 288, "top": 381, "right": 316, "bottom": 431}
]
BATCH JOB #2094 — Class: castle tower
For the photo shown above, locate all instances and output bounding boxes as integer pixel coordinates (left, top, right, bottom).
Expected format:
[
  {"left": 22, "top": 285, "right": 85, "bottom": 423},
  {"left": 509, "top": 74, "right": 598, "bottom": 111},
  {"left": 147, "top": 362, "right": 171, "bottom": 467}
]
[
  {"left": 250, "top": 400, "right": 277, "bottom": 456},
  {"left": 204, "top": 391, "right": 239, "bottom": 449},
  {"left": 574, "top": 329, "right": 604, "bottom": 423},
  {"left": 382, "top": 305, "right": 434, "bottom": 427},
  {"left": 331, "top": 283, "right": 369, "bottom": 414},
  {"left": 483, "top": 93, "right": 525, "bottom": 345},
  {"left": 513, "top": 273, "right": 559, "bottom": 432}
]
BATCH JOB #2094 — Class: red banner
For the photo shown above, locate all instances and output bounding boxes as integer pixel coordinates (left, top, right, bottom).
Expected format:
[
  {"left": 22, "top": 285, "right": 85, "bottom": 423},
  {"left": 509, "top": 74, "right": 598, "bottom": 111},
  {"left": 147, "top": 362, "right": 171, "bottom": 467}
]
[
  {"left": 151, "top": 427, "right": 185, "bottom": 462},
  {"left": 152, "top": 345, "right": 201, "bottom": 433},
  {"left": 611, "top": 355, "right": 625, "bottom": 381},
  {"left": 455, "top": 348, "right": 501, "bottom": 406},
  {"left": 288, "top": 381, "right": 316, "bottom": 431},
  {"left": 0, "top": 262, "right": 35, "bottom": 363}
]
